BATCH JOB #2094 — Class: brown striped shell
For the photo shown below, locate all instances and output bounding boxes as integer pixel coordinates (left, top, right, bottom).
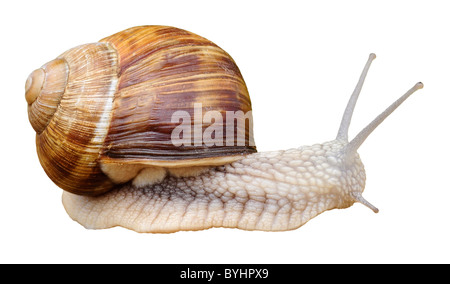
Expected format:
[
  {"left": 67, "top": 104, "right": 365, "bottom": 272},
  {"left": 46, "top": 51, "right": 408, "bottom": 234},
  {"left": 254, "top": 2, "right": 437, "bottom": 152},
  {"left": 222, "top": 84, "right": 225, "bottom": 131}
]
[{"left": 25, "top": 25, "right": 256, "bottom": 196}]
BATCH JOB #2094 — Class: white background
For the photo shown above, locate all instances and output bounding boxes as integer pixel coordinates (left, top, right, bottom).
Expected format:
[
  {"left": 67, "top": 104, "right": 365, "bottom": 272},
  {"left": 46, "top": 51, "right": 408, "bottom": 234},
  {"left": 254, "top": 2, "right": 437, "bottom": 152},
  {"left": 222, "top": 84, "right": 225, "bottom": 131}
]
[{"left": 1, "top": 0, "right": 449, "bottom": 264}]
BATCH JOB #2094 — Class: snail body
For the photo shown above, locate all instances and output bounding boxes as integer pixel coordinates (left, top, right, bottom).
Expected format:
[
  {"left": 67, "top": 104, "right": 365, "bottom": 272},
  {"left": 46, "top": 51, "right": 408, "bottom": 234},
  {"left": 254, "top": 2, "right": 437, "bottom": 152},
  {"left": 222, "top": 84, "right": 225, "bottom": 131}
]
[
  {"left": 25, "top": 26, "right": 423, "bottom": 233},
  {"left": 63, "top": 140, "right": 366, "bottom": 232}
]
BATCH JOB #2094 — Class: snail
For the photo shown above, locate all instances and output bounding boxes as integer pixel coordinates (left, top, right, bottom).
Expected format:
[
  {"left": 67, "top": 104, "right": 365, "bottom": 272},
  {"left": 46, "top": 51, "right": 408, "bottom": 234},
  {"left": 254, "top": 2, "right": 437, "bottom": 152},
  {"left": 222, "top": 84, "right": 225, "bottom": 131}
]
[{"left": 25, "top": 25, "right": 423, "bottom": 233}]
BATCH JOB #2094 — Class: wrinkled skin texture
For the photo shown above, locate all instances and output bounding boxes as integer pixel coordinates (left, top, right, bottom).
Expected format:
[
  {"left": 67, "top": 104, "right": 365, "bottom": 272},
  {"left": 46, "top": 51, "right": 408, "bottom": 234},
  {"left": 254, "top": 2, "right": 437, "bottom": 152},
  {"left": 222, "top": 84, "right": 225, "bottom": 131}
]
[{"left": 63, "top": 140, "right": 366, "bottom": 233}]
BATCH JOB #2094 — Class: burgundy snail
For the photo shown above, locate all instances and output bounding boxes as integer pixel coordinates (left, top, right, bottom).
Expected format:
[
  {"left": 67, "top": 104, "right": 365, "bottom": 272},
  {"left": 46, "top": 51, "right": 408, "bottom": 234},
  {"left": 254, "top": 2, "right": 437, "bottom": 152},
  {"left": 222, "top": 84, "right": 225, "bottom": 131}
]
[{"left": 25, "top": 25, "right": 423, "bottom": 233}]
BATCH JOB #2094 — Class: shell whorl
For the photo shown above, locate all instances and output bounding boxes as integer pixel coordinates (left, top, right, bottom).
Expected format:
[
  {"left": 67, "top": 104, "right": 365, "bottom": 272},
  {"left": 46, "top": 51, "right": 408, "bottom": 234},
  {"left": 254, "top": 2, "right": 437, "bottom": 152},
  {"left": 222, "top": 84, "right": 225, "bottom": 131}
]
[
  {"left": 33, "top": 43, "right": 119, "bottom": 195},
  {"left": 98, "top": 26, "right": 255, "bottom": 163},
  {"left": 26, "top": 59, "right": 69, "bottom": 134}
]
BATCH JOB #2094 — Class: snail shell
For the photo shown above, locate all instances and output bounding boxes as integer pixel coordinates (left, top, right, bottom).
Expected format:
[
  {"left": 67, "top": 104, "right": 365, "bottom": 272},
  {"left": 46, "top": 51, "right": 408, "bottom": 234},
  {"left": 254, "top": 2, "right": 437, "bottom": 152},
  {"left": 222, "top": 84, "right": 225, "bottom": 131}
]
[{"left": 25, "top": 26, "right": 256, "bottom": 196}]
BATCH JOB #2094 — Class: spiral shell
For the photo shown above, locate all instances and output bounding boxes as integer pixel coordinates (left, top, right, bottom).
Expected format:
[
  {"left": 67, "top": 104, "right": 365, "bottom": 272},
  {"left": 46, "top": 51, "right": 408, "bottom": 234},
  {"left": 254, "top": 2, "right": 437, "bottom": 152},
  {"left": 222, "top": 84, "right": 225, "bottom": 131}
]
[{"left": 25, "top": 26, "right": 256, "bottom": 195}]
